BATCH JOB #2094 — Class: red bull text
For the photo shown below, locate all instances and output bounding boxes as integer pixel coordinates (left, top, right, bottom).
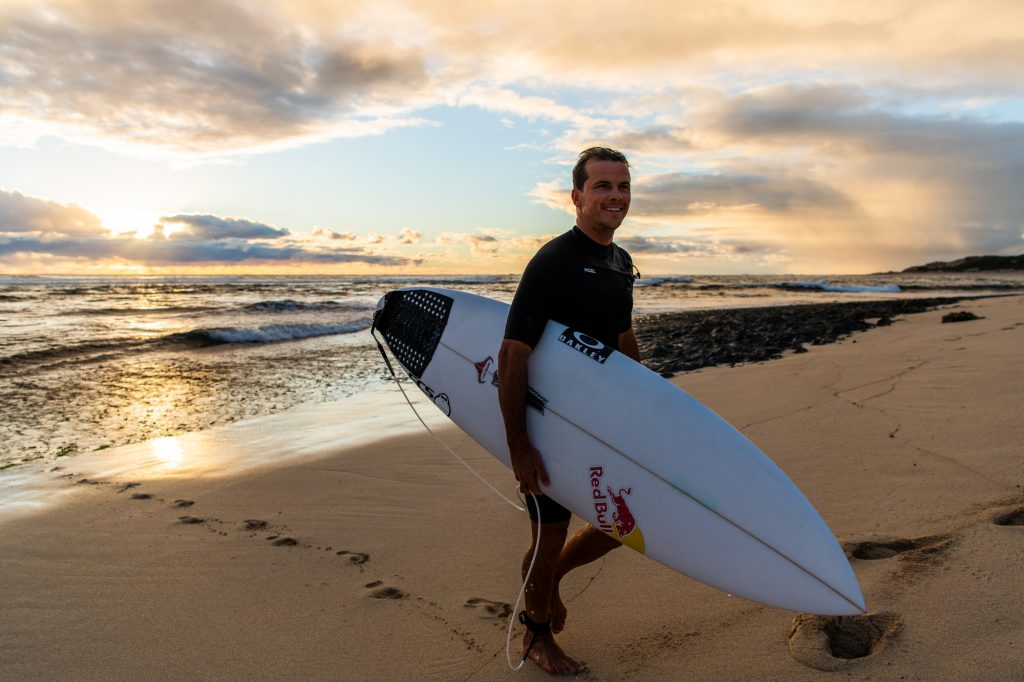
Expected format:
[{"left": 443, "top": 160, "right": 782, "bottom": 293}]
[{"left": 589, "top": 466, "right": 646, "bottom": 553}]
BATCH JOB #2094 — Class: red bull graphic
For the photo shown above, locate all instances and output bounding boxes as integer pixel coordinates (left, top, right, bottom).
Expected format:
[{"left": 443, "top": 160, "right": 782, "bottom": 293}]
[
  {"left": 608, "top": 487, "right": 637, "bottom": 537},
  {"left": 589, "top": 466, "right": 645, "bottom": 553}
]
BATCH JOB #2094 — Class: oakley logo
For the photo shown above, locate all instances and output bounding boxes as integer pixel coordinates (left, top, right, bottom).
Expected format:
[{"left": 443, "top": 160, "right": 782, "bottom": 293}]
[{"left": 558, "top": 328, "right": 613, "bottom": 364}]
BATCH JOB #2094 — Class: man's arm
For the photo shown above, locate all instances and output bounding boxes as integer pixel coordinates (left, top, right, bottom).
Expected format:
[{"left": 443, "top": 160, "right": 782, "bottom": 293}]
[
  {"left": 618, "top": 328, "right": 640, "bottom": 362},
  {"left": 497, "top": 338, "right": 550, "bottom": 495}
]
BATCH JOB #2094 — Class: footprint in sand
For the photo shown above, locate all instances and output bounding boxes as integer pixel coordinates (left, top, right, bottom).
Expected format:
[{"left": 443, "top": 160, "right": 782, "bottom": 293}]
[
  {"left": 365, "top": 580, "right": 407, "bottom": 600},
  {"left": 172, "top": 499, "right": 194, "bottom": 509},
  {"left": 271, "top": 537, "right": 298, "bottom": 546},
  {"left": 130, "top": 493, "right": 154, "bottom": 500},
  {"left": 464, "top": 597, "right": 512, "bottom": 619},
  {"left": 243, "top": 519, "right": 269, "bottom": 531},
  {"left": 178, "top": 516, "right": 205, "bottom": 525},
  {"left": 843, "top": 534, "right": 953, "bottom": 561},
  {"left": 788, "top": 612, "right": 902, "bottom": 671},
  {"left": 118, "top": 482, "right": 141, "bottom": 493},
  {"left": 992, "top": 506, "right": 1024, "bottom": 526},
  {"left": 336, "top": 550, "right": 370, "bottom": 565}
]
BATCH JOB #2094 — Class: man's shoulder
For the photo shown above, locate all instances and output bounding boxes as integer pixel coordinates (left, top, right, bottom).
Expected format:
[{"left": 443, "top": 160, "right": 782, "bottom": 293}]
[
  {"left": 610, "top": 241, "right": 633, "bottom": 266},
  {"left": 525, "top": 229, "right": 577, "bottom": 268},
  {"left": 534, "top": 228, "right": 576, "bottom": 256}
]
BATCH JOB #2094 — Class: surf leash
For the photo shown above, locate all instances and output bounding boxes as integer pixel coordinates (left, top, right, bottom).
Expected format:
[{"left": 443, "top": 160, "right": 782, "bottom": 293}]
[
  {"left": 371, "top": 320, "right": 547, "bottom": 672},
  {"left": 505, "top": 492, "right": 543, "bottom": 671},
  {"left": 369, "top": 324, "right": 524, "bottom": 513}
]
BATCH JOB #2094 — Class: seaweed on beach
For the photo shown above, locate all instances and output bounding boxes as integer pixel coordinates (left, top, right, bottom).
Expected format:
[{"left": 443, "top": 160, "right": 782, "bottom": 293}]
[{"left": 634, "top": 296, "right": 980, "bottom": 377}]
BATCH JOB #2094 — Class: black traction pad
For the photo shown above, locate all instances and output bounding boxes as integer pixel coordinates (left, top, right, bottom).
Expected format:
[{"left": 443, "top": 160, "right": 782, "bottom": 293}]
[{"left": 374, "top": 289, "right": 454, "bottom": 379}]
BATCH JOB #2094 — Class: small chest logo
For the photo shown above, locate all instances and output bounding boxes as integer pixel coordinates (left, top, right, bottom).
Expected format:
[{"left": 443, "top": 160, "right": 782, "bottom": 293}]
[
  {"left": 583, "top": 267, "right": 597, "bottom": 274},
  {"left": 558, "top": 328, "right": 613, "bottom": 364}
]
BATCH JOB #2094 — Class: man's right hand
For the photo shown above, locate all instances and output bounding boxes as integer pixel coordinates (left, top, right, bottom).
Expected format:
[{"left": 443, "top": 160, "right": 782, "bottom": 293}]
[{"left": 509, "top": 440, "right": 550, "bottom": 495}]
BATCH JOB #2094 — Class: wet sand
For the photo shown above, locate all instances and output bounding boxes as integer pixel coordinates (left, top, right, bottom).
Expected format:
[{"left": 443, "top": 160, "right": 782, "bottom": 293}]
[{"left": 1, "top": 295, "right": 1022, "bottom": 680}]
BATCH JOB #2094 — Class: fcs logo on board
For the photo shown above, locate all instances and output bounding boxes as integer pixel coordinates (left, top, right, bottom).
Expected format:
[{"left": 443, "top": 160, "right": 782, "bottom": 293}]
[
  {"left": 416, "top": 379, "right": 452, "bottom": 416},
  {"left": 589, "top": 466, "right": 645, "bottom": 554},
  {"left": 558, "top": 328, "right": 613, "bottom": 364}
]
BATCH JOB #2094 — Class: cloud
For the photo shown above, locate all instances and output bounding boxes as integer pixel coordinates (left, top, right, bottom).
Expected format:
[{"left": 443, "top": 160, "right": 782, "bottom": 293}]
[
  {"left": 437, "top": 231, "right": 501, "bottom": 256},
  {"left": 632, "top": 171, "right": 856, "bottom": 217},
  {"left": 616, "top": 236, "right": 706, "bottom": 255},
  {"left": 455, "top": 86, "right": 604, "bottom": 128},
  {"left": 313, "top": 227, "right": 357, "bottom": 240},
  {"left": 156, "top": 214, "right": 289, "bottom": 240},
  {"left": 0, "top": 192, "right": 413, "bottom": 267},
  {"left": 617, "top": 234, "right": 777, "bottom": 259},
  {"left": 0, "top": 189, "right": 107, "bottom": 235},
  {"left": 0, "top": 234, "right": 410, "bottom": 265},
  {"left": 2, "top": 2, "right": 1023, "bottom": 272},
  {"left": 397, "top": 227, "right": 421, "bottom": 244},
  {"left": 0, "top": 0, "right": 431, "bottom": 155}
]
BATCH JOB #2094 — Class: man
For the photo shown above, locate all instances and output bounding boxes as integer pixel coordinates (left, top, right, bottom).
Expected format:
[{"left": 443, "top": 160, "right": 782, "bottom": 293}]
[{"left": 498, "top": 147, "right": 639, "bottom": 675}]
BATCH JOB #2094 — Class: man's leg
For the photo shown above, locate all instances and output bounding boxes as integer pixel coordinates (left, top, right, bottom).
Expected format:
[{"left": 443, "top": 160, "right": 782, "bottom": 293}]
[
  {"left": 521, "top": 518, "right": 588, "bottom": 675},
  {"left": 550, "top": 524, "right": 621, "bottom": 633}
]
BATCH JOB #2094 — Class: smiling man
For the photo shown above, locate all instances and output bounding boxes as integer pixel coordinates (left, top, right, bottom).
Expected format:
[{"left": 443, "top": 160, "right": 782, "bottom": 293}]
[{"left": 498, "top": 147, "right": 640, "bottom": 675}]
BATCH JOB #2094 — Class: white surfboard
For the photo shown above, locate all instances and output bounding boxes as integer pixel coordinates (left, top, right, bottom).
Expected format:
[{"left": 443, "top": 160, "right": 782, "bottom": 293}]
[{"left": 373, "top": 287, "right": 865, "bottom": 616}]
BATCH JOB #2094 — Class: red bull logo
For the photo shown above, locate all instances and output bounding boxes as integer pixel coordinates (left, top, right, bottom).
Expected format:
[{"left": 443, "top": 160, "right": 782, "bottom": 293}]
[
  {"left": 589, "top": 466, "right": 645, "bottom": 553},
  {"left": 608, "top": 487, "right": 637, "bottom": 537}
]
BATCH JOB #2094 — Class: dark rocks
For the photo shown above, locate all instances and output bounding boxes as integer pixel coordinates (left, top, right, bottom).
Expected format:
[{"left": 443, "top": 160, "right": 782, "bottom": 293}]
[
  {"left": 941, "top": 311, "right": 982, "bottom": 323},
  {"left": 635, "top": 297, "right": 973, "bottom": 377}
]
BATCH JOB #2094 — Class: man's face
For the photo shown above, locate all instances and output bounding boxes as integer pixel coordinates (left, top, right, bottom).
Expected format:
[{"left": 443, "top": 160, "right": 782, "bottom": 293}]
[{"left": 572, "top": 159, "right": 631, "bottom": 239}]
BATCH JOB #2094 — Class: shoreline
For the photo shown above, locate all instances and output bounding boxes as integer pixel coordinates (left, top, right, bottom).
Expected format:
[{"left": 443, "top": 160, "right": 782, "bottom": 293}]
[
  {"left": 1, "top": 294, "right": 1022, "bottom": 679},
  {"left": 1, "top": 294, "right": 1001, "bottom": 474}
]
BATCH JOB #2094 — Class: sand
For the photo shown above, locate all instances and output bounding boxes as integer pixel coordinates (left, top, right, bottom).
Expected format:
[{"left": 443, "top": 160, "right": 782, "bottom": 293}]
[{"left": 1, "top": 295, "right": 1022, "bottom": 680}]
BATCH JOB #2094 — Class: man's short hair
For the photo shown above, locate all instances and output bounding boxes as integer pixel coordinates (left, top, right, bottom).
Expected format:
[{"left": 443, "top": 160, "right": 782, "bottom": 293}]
[{"left": 572, "top": 147, "right": 630, "bottom": 191}]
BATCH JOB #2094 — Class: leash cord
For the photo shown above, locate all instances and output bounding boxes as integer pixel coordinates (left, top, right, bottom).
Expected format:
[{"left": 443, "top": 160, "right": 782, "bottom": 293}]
[
  {"left": 371, "top": 332, "right": 524, "bottom": 512},
  {"left": 506, "top": 492, "right": 541, "bottom": 671},
  {"left": 371, "top": 325, "right": 540, "bottom": 672}
]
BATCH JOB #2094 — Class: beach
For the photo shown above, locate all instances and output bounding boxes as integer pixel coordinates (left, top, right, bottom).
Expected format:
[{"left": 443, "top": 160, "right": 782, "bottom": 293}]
[{"left": 1, "top": 293, "right": 1022, "bottom": 680}]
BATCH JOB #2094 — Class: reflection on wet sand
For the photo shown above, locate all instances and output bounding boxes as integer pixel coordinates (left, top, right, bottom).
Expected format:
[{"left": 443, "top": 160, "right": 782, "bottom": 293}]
[{"left": 0, "top": 386, "right": 447, "bottom": 522}]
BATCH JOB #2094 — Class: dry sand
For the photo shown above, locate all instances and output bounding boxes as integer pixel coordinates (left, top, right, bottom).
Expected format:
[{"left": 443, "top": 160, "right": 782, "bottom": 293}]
[{"left": 1, "top": 295, "right": 1022, "bottom": 681}]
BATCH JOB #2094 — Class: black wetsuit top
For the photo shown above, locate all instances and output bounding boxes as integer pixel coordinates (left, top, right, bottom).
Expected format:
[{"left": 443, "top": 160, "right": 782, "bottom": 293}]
[{"left": 504, "top": 226, "right": 635, "bottom": 350}]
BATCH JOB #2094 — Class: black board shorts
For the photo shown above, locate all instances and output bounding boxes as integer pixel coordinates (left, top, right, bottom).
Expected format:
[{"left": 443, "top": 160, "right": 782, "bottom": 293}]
[{"left": 525, "top": 493, "right": 572, "bottom": 524}]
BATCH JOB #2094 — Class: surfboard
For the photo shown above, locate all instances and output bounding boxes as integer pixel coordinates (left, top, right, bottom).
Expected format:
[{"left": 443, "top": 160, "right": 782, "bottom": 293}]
[{"left": 372, "top": 287, "right": 866, "bottom": 616}]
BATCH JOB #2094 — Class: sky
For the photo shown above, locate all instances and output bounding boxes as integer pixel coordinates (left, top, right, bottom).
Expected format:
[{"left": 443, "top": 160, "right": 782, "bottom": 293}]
[{"left": 1, "top": 0, "right": 1023, "bottom": 276}]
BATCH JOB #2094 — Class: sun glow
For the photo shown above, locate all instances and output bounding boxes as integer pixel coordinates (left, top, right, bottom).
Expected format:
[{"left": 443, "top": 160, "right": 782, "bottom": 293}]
[
  {"left": 150, "top": 437, "right": 184, "bottom": 469},
  {"left": 97, "top": 207, "right": 164, "bottom": 238}
]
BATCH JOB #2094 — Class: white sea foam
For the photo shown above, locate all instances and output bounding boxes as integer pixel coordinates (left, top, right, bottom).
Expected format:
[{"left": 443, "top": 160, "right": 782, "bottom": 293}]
[{"left": 780, "top": 279, "right": 902, "bottom": 294}]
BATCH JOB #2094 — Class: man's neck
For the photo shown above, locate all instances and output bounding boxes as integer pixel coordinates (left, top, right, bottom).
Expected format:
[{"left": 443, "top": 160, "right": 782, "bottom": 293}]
[{"left": 576, "top": 221, "right": 614, "bottom": 246}]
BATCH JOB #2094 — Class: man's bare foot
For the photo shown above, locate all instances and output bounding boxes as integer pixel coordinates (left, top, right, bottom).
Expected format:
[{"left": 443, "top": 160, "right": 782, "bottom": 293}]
[
  {"left": 550, "top": 586, "right": 568, "bottom": 634},
  {"left": 523, "top": 631, "right": 588, "bottom": 675}
]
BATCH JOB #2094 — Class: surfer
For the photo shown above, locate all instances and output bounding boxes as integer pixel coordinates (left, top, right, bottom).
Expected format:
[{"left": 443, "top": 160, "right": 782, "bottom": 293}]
[{"left": 498, "top": 147, "right": 640, "bottom": 675}]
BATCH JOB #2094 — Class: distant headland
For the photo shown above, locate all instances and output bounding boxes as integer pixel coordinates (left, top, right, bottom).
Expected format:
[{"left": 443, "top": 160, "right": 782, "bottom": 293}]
[{"left": 899, "top": 254, "right": 1024, "bottom": 273}]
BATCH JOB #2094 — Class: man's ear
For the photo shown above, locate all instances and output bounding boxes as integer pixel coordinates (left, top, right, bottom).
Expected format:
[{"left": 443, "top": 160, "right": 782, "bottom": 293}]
[{"left": 571, "top": 188, "right": 581, "bottom": 208}]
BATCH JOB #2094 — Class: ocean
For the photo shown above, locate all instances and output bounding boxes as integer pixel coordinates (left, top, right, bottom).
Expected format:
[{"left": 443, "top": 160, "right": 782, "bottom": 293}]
[{"left": 1, "top": 271, "right": 1021, "bottom": 476}]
